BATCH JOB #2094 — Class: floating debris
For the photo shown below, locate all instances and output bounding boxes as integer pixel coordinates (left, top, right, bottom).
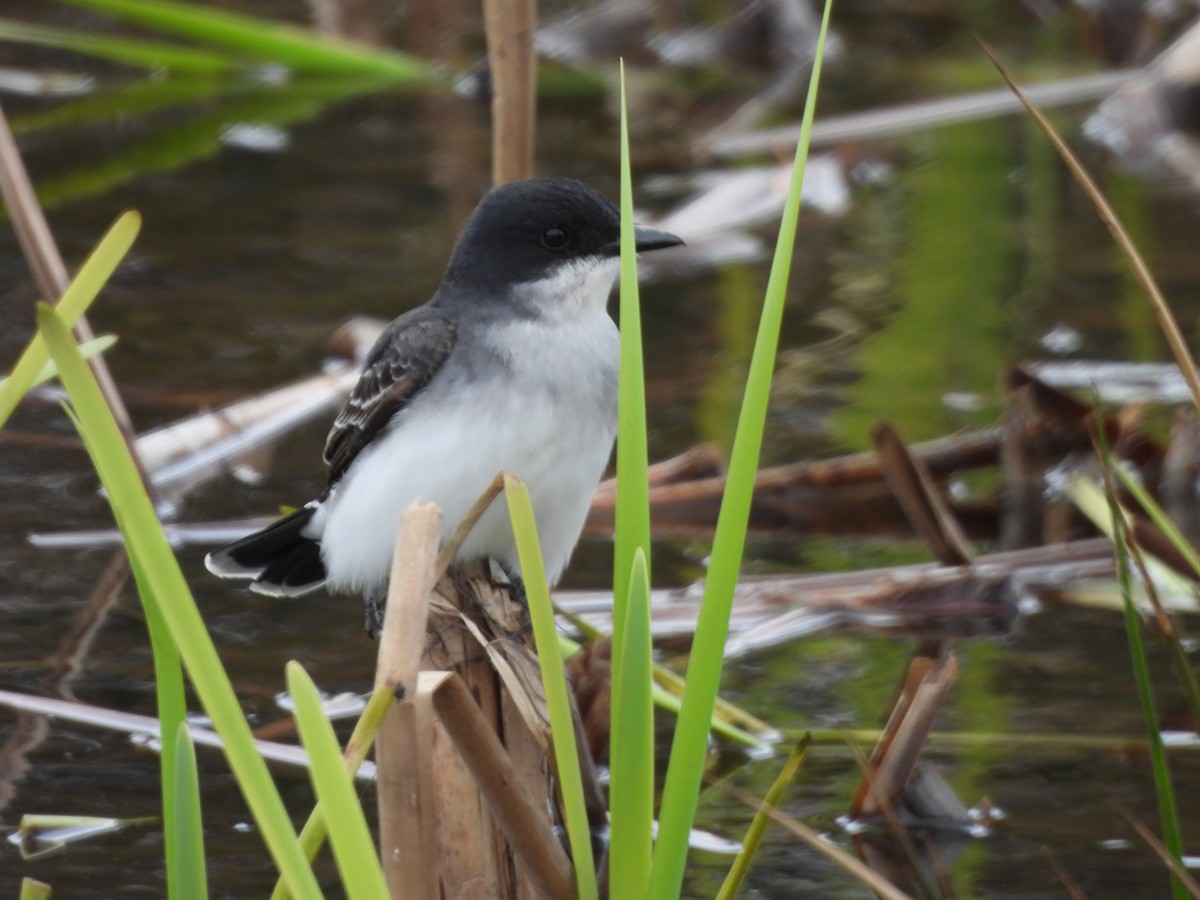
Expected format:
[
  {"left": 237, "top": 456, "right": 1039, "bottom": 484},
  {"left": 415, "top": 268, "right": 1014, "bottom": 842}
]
[
  {"left": 10, "top": 813, "right": 156, "bottom": 860},
  {"left": 708, "top": 70, "right": 1132, "bottom": 157},
  {"left": 1039, "top": 323, "right": 1083, "bottom": 355},
  {"left": 274, "top": 689, "right": 366, "bottom": 720},
  {"left": 0, "top": 66, "right": 94, "bottom": 98},
  {"left": 219, "top": 122, "right": 291, "bottom": 153},
  {"left": 1030, "top": 360, "right": 1194, "bottom": 405},
  {"left": 0, "top": 688, "right": 375, "bottom": 782}
]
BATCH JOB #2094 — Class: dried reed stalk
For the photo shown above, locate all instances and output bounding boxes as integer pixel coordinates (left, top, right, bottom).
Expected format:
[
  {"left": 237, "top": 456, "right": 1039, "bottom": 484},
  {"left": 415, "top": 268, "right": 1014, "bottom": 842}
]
[
  {"left": 980, "top": 42, "right": 1200, "bottom": 413},
  {"left": 872, "top": 422, "right": 974, "bottom": 566},
  {"left": 0, "top": 101, "right": 155, "bottom": 498},
  {"left": 483, "top": 0, "right": 537, "bottom": 184}
]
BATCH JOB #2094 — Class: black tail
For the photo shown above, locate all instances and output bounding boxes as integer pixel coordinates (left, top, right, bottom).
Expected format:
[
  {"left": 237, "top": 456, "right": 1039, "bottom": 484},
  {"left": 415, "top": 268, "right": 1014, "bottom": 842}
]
[{"left": 205, "top": 506, "right": 326, "bottom": 598}]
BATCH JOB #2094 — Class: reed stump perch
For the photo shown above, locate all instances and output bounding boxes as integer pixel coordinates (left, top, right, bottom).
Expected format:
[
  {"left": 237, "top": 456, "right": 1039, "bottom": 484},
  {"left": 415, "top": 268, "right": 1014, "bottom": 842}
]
[{"left": 373, "top": 502, "right": 584, "bottom": 900}]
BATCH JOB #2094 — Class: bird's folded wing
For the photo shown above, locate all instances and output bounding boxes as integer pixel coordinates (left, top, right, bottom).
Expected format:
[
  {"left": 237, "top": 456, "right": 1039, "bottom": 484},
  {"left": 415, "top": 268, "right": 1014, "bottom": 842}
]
[{"left": 323, "top": 309, "right": 458, "bottom": 484}]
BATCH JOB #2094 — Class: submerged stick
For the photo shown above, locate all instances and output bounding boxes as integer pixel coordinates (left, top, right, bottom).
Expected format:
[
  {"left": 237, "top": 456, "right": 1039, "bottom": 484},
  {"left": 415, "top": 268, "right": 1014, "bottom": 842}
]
[
  {"left": 706, "top": 69, "right": 1132, "bottom": 157},
  {"left": 0, "top": 687, "right": 374, "bottom": 780},
  {"left": 850, "top": 655, "right": 959, "bottom": 818}
]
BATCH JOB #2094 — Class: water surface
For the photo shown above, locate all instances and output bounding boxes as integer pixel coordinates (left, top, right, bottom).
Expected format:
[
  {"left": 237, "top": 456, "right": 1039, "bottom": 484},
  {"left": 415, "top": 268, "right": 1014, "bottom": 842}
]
[{"left": 2, "top": 4, "right": 1200, "bottom": 896}]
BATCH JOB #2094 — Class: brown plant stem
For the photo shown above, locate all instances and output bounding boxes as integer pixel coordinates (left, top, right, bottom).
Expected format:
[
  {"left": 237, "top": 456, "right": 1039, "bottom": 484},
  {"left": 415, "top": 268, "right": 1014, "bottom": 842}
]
[
  {"left": 0, "top": 101, "right": 157, "bottom": 504},
  {"left": 483, "top": 0, "right": 537, "bottom": 184}
]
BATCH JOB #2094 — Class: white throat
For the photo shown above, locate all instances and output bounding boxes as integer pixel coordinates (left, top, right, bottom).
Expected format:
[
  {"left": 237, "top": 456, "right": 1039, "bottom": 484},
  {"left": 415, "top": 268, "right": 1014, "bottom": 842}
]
[{"left": 516, "top": 256, "right": 620, "bottom": 323}]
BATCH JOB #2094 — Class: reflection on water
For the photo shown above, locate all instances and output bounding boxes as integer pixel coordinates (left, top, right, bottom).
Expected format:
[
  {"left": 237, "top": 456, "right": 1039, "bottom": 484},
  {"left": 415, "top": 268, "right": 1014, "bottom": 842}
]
[
  {"left": 833, "top": 120, "right": 1016, "bottom": 449},
  {"left": 2, "top": 4, "right": 1200, "bottom": 897}
]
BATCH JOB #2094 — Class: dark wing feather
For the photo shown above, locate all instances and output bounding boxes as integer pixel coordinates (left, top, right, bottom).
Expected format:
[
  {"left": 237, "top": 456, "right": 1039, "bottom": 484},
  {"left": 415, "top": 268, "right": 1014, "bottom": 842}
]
[{"left": 324, "top": 309, "right": 457, "bottom": 484}]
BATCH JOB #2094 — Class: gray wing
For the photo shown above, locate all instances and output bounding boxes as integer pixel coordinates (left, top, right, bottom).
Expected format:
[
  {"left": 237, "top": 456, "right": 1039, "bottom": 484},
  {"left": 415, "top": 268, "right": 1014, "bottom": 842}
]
[{"left": 324, "top": 308, "right": 458, "bottom": 485}]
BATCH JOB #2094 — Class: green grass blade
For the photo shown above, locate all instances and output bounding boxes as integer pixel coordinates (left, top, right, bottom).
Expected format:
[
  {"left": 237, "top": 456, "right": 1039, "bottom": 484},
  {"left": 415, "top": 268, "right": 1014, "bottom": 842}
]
[
  {"left": 608, "top": 548, "right": 654, "bottom": 898},
  {"left": 1114, "top": 465, "right": 1200, "bottom": 580},
  {"left": 1114, "top": 516, "right": 1188, "bottom": 900},
  {"left": 647, "top": 2, "right": 833, "bottom": 895},
  {"left": 46, "top": 354, "right": 180, "bottom": 889},
  {"left": 285, "top": 662, "right": 388, "bottom": 899},
  {"left": 0, "top": 335, "right": 116, "bottom": 392},
  {"left": 36, "top": 303, "right": 322, "bottom": 900},
  {"left": 61, "top": 401, "right": 187, "bottom": 895},
  {"left": 647, "top": 684, "right": 766, "bottom": 750},
  {"left": 0, "top": 211, "right": 139, "bottom": 429},
  {"left": 612, "top": 58, "right": 652, "bottom": 662},
  {"left": 649, "top": 661, "right": 778, "bottom": 745},
  {"left": 0, "top": 18, "right": 241, "bottom": 72},
  {"left": 1118, "top": 549, "right": 1188, "bottom": 900},
  {"left": 716, "top": 738, "right": 809, "bottom": 900},
  {"left": 505, "top": 474, "right": 598, "bottom": 900},
  {"left": 171, "top": 721, "right": 209, "bottom": 900},
  {"left": 52, "top": 0, "right": 430, "bottom": 79},
  {"left": 269, "top": 682, "right": 399, "bottom": 900},
  {"left": 137, "top": 557, "right": 189, "bottom": 896},
  {"left": 1097, "top": 434, "right": 1187, "bottom": 900},
  {"left": 559, "top": 628, "right": 770, "bottom": 751},
  {"left": 1111, "top": 465, "right": 1200, "bottom": 732}
]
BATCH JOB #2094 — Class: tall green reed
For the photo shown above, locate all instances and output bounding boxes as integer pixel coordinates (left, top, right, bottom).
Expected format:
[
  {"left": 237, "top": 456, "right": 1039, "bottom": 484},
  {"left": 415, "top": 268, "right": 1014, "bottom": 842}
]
[
  {"left": 507, "top": 474, "right": 599, "bottom": 900},
  {"left": 646, "top": 2, "right": 833, "bottom": 894},
  {"left": 608, "top": 59, "right": 658, "bottom": 900},
  {"left": 1094, "top": 433, "right": 1187, "bottom": 900}
]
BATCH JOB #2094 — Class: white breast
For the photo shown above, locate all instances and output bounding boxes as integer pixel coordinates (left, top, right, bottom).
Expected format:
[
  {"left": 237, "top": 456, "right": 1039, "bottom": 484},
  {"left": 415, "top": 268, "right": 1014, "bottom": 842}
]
[{"left": 317, "top": 305, "right": 619, "bottom": 598}]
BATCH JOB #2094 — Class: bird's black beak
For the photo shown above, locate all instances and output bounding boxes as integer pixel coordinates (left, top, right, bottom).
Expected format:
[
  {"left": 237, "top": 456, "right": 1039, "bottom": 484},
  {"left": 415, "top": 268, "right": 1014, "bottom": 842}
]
[
  {"left": 602, "top": 224, "right": 685, "bottom": 257},
  {"left": 634, "top": 224, "right": 685, "bottom": 253}
]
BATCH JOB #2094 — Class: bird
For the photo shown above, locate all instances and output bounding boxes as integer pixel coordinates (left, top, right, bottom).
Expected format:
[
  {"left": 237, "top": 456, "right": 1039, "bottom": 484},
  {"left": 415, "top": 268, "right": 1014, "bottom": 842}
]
[{"left": 205, "top": 176, "right": 683, "bottom": 632}]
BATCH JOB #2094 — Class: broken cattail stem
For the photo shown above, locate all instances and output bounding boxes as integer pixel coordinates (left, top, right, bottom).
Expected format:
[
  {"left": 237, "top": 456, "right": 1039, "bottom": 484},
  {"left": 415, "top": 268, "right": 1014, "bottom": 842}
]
[
  {"left": 377, "top": 502, "right": 442, "bottom": 698},
  {"left": 850, "top": 654, "right": 959, "bottom": 819},
  {"left": 429, "top": 673, "right": 576, "bottom": 900},
  {"left": 871, "top": 421, "right": 974, "bottom": 567},
  {"left": 375, "top": 502, "right": 443, "bottom": 900}
]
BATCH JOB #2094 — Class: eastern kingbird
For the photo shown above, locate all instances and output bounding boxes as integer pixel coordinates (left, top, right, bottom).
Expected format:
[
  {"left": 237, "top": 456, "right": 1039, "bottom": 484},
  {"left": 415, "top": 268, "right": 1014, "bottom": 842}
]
[{"left": 206, "top": 177, "right": 683, "bottom": 627}]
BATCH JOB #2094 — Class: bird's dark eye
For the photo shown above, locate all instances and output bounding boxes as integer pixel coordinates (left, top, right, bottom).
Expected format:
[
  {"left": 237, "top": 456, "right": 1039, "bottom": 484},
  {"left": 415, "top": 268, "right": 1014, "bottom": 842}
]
[{"left": 541, "top": 226, "right": 570, "bottom": 250}]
